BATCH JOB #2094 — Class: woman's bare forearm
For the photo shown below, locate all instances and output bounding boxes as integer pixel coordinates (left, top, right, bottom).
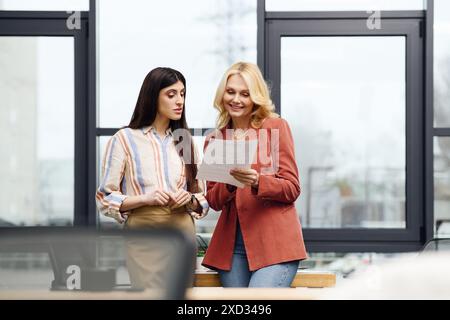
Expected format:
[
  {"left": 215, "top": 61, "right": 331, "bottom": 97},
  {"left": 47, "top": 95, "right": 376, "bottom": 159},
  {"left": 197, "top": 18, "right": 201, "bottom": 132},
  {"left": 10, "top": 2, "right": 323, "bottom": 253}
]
[{"left": 120, "top": 195, "right": 146, "bottom": 212}]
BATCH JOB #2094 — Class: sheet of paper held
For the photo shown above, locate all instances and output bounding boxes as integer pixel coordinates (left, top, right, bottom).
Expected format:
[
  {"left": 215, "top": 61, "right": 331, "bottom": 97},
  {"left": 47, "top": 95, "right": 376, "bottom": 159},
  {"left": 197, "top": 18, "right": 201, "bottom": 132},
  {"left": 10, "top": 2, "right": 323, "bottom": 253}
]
[{"left": 197, "top": 139, "right": 258, "bottom": 188}]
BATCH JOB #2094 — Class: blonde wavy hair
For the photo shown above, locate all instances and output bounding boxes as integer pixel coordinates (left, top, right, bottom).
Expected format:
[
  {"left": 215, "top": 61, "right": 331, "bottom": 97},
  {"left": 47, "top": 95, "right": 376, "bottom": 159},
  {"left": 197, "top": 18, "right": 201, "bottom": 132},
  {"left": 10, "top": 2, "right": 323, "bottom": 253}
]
[{"left": 214, "top": 62, "right": 279, "bottom": 129}]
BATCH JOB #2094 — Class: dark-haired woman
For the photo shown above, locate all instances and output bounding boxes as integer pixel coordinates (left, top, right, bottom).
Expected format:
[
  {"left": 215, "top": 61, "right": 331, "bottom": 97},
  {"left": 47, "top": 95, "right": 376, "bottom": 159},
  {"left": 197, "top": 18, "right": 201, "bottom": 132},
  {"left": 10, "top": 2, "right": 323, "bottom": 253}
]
[{"left": 96, "top": 67, "right": 208, "bottom": 288}]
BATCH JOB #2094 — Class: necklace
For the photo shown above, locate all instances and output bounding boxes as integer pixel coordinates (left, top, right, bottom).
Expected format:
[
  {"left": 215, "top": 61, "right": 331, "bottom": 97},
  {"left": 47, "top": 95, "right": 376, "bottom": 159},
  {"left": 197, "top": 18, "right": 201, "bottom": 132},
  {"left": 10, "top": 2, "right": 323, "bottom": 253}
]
[{"left": 232, "top": 128, "right": 249, "bottom": 140}]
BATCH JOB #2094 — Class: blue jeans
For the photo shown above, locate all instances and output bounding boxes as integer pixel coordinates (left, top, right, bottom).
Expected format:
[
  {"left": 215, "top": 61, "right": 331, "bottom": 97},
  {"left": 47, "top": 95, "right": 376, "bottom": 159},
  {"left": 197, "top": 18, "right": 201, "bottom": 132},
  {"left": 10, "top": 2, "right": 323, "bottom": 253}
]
[{"left": 218, "top": 221, "right": 299, "bottom": 287}]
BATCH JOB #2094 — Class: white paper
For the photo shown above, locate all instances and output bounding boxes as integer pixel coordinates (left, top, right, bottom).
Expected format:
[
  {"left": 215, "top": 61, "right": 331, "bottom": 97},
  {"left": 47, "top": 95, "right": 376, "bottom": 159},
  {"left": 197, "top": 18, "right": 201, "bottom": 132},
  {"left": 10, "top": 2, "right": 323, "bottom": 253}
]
[{"left": 197, "top": 139, "right": 258, "bottom": 188}]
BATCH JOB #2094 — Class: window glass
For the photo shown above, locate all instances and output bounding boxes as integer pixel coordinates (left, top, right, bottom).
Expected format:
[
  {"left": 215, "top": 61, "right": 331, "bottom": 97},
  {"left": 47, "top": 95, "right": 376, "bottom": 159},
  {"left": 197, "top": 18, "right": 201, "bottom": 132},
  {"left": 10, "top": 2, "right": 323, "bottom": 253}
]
[
  {"left": 434, "top": 137, "right": 450, "bottom": 237},
  {"left": 0, "top": 37, "right": 74, "bottom": 226},
  {"left": 281, "top": 36, "right": 406, "bottom": 228},
  {"left": 0, "top": 0, "right": 88, "bottom": 11},
  {"left": 434, "top": 0, "right": 450, "bottom": 127},
  {"left": 98, "top": 0, "right": 256, "bottom": 129},
  {"left": 266, "top": 0, "right": 424, "bottom": 11}
]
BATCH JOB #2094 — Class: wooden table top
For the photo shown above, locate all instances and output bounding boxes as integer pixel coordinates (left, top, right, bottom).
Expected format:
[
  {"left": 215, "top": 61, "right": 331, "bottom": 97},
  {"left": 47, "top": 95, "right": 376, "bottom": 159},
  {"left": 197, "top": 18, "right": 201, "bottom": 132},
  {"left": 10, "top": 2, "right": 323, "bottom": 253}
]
[{"left": 194, "top": 269, "right": 336, "bottom": 288}]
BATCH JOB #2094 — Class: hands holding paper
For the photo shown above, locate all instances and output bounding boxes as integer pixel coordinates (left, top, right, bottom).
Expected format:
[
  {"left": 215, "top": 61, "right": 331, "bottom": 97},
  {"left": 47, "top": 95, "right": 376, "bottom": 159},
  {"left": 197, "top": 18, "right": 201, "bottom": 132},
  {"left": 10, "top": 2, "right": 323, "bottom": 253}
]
[
  {"left": 197, "top": 139, "right": 259, "bottom": 188},
  {"left": 229, "top": 168, "right": 259, "bottom": 188}
]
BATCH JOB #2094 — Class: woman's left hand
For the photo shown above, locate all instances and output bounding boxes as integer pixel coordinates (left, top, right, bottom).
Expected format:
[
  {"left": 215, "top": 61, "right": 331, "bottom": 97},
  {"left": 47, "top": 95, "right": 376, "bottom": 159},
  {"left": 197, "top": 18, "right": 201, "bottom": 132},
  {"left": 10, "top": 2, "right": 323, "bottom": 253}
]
[
  {"left": 229, "top": 168, "right": 259, "bottom": 188},
  {"left": 169, "top": 189, "right": 192, "bottom": 209}
]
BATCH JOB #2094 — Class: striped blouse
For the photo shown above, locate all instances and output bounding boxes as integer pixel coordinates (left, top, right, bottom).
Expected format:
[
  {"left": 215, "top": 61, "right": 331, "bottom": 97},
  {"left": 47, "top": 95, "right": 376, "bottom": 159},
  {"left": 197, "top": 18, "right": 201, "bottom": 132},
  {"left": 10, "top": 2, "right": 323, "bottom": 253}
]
[{"left": 96, "top": 126, "right": 209, "bottom": 224}]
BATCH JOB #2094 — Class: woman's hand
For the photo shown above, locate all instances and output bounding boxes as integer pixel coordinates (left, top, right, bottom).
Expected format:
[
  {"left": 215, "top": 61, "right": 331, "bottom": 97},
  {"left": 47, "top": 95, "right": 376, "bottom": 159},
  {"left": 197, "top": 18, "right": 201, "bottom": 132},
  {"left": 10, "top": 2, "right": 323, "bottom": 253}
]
[
  {"left": 229, "top": 168, "right": 259, "bottom": 188},
  {"left": 190, "top": 211, "right": 203, "bottom": 220},
  {"left": 169, "top": 189, "right": 192, "bottom": 209},
  {"left": 140, "top": 189, "right": 171, "bottom": 206}
]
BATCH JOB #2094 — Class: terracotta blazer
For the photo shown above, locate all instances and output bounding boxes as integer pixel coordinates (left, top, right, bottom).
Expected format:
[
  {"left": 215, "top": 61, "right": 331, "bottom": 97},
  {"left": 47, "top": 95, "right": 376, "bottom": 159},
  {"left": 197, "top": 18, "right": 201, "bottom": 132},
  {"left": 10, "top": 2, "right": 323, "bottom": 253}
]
[{"left": 202, "top": 117, "right": 308, "bottom": 271}]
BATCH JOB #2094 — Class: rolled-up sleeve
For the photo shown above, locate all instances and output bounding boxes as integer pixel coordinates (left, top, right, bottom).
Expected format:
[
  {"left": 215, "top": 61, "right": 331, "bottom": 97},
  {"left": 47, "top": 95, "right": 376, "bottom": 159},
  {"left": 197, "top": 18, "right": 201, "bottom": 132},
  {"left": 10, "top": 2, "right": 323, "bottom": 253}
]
[
  {"left": 96, "top": 134, "right": 128, "bottom": 223},
  {"left": 192, "top": 179, "right": 209, "bottom": 218}
]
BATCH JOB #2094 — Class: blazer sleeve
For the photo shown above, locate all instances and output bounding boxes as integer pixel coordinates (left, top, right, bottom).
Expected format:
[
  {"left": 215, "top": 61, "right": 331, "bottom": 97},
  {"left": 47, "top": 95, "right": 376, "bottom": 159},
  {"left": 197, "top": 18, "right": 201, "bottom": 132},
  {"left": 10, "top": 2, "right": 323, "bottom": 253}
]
[
  {"left": 205, "top": 181, "right": 236, "bottom": 211},
  {"left": 203, "top": 134, "right": 236, "bottom": 211},
  {"left": 253, "top": 118, "right": 301, "bottom": 204}
]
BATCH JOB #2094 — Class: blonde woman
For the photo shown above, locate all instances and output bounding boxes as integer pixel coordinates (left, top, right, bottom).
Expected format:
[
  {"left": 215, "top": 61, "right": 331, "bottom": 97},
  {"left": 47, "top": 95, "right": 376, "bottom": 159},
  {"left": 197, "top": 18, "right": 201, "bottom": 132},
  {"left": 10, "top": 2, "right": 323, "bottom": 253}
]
[{"left": 201, "top": 62, "right": 307, "bottom": 287}]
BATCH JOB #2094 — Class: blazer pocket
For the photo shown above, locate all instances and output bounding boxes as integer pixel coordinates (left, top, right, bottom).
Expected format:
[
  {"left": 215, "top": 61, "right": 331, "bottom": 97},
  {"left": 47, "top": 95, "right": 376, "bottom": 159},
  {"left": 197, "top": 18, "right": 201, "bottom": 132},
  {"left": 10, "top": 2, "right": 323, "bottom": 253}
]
[{"left": 264, "top": 201, "right": 294, "bottom": 213}]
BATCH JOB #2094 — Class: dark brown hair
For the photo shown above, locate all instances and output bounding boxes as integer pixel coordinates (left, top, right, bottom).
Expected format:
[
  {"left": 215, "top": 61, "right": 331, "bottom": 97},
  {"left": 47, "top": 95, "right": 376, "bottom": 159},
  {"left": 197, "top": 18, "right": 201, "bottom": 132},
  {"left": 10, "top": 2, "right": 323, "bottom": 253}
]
[{"left": 128, "top": 67, "right": 198, "bottom": 193}]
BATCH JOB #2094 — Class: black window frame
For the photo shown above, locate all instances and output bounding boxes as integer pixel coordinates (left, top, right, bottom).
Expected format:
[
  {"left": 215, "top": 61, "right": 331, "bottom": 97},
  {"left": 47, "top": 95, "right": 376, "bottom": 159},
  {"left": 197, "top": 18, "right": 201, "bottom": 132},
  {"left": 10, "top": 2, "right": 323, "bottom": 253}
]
[{"left": 257, "top": 0, "right": 435, "bottom": 252}]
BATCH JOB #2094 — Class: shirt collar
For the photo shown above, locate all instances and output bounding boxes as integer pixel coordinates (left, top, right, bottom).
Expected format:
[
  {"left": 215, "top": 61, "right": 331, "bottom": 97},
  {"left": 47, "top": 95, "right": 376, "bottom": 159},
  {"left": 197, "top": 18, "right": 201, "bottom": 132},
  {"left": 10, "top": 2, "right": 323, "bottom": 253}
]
[{"left": 142, "top": 125, "right": 173, "bottom": 137}]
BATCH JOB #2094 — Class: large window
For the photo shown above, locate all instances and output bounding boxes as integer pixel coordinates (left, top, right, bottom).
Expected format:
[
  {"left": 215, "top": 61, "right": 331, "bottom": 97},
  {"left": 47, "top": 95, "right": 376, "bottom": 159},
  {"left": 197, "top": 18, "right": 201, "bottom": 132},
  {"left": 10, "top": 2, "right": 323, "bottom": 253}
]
[
  {"left": 433, "top": 0, "right": 450, "bottom": 239},
  {"left": 97, "top": 0, "right": 256, "bottom": 129},
  {"left": 0, "top": 37, "right": 74, "bottom": 226},
  {"left": 281, "top": 36, "right": 406, "bottom": 229},
  {"left": 3, "top": 1, "right": 442, "bottom": 253},
  {"left": 0, "top": 12, "right": 89, "bottom": 227},
  {"left": 262, "top": 1, "right": 426, "bottom": 251},
  {"left": 434, "top": 0, "right": 450, "bottom": 127},
  {"left": 434, "top": 138, "right": 450, "bottom": 236},
  {"left": 95, "top": 0, "right": 257, "bottom": 229}
]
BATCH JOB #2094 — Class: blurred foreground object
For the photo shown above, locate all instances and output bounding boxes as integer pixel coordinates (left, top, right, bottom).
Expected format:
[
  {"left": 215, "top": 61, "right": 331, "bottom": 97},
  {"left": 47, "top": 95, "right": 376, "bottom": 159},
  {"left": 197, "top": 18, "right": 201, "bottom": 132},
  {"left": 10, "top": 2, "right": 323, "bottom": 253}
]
[
  {"left": 322, "top": 251, "right": 450, "bottom": 300},
  {"left": 0, "top": 227, "right": 195, "bottom": 300}
]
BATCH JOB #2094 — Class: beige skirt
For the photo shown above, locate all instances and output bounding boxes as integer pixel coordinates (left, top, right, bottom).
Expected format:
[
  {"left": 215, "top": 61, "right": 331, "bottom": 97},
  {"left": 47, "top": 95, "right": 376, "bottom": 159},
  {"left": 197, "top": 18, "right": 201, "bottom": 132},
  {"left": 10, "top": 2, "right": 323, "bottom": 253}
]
[
  {"left": 125, "top": 205, "right": 195, "bottom": 236},
  {"left": 124, "top": 205, "right": 195, "bottom": 289}
]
